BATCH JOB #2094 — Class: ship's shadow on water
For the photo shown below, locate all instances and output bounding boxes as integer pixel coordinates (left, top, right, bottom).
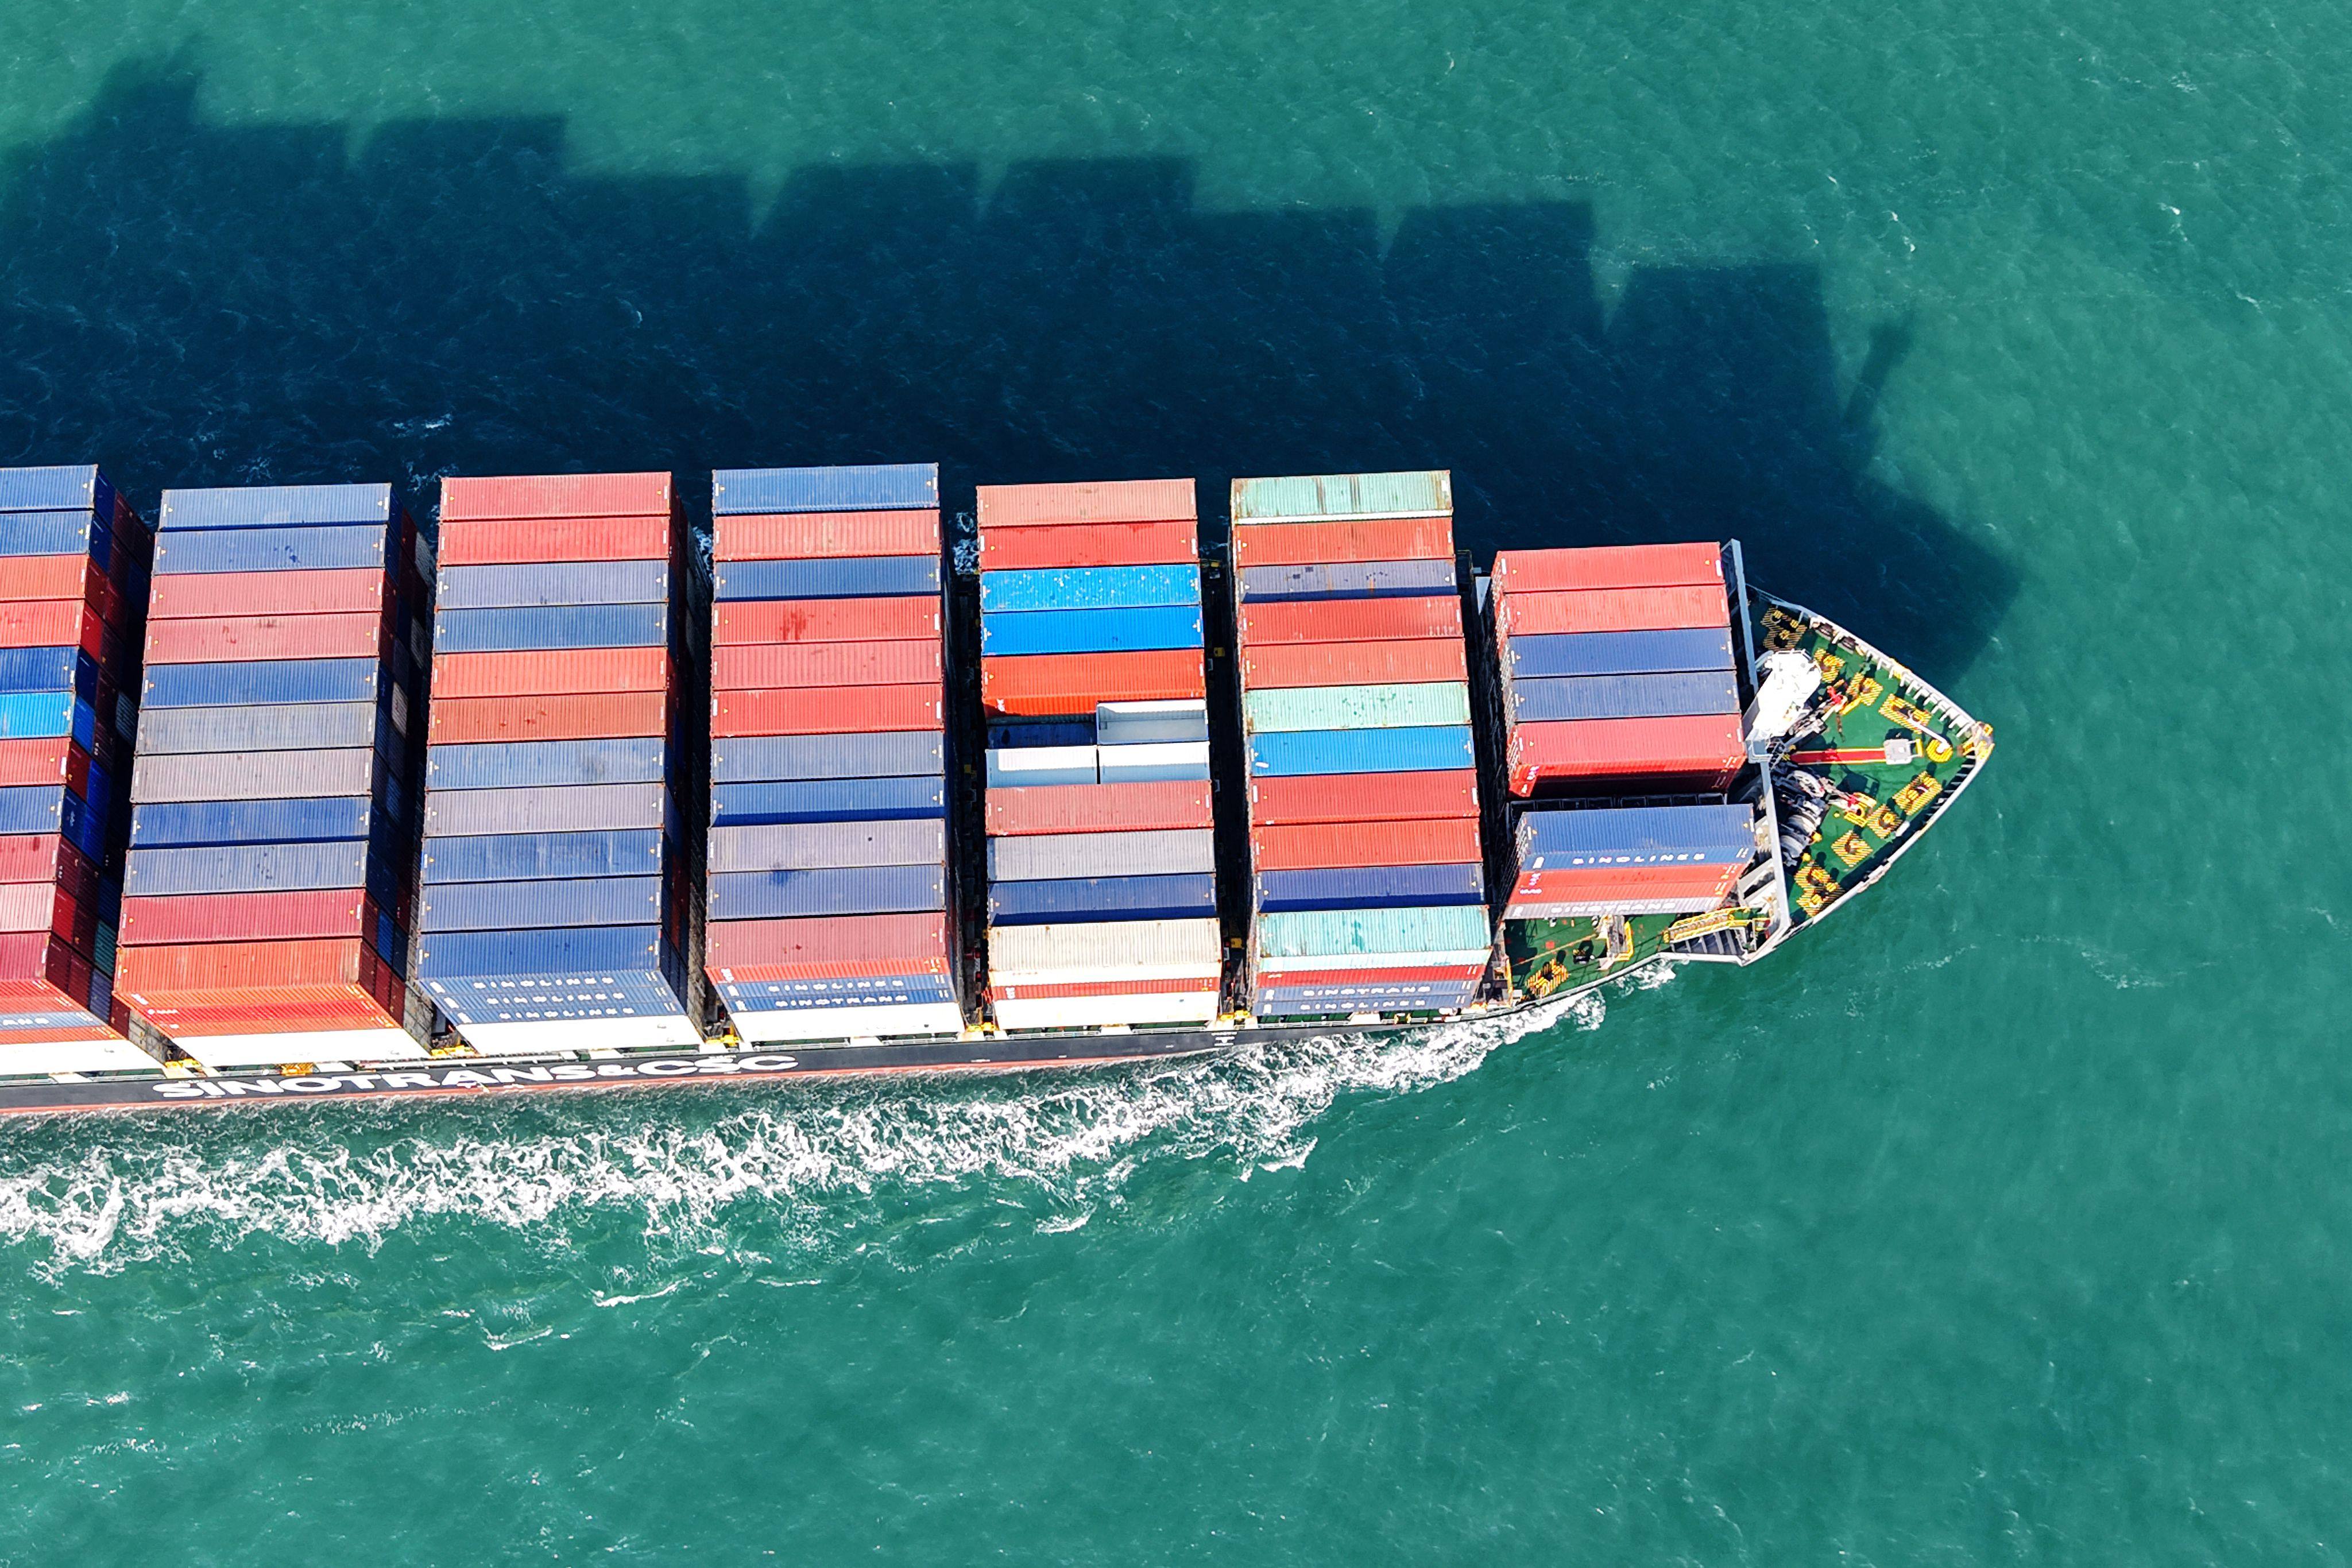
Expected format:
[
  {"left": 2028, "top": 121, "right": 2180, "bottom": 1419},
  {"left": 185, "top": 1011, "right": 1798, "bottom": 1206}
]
[{"left": 0, "top": 61, "right": 2011, "bottom": 677}]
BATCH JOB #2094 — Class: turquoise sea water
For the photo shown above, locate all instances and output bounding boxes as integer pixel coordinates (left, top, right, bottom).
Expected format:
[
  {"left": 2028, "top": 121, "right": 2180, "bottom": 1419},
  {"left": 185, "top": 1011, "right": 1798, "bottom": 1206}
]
[{"left": 4, "top": 0, "right": 2351, "bottom": 1559}]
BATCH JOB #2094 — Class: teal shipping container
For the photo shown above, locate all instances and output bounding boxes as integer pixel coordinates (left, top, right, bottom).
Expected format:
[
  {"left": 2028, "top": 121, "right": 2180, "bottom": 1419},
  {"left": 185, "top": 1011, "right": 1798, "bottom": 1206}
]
[
  {"left": 1230, "top": 470, "right": 1452, "bottom": 522},
  {"left": 1254, "top": 904, "right": 1491, "bottom": 961},
  {"left": 1242, "top": 681, "right": 1472, "bottom": 733}
]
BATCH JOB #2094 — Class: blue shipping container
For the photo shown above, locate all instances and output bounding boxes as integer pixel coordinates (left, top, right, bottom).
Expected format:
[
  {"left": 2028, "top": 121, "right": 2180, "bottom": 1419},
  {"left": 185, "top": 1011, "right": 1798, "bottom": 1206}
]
[
  {"left": 709, "top": 731, "right": 942, "bottom": 784},
  {"left": 985, "top": 872, "right": 1217, "bottom": 926},
  {"left": 425, "top": 737, "right": 666, "bottom": 791},
  {"left": 979, "top": 565, "right": 1200, "bottom": 614},
  {"left": 1504, "top": 628, "right": 1736, "bottom": 680},
  {"left": 707, "top": 819, "right": 946, "bottom": 874},
  {"left": 159, "top": 483, "right": 391, "bottom": 529},
  {"left": 436, "top": 561, "right": 668, "bottom": 610},
  {"left": 711, "top": 463, "right": 938, "bottom": 516},
  {"left": 434, "top": 603, "right": 666, "bottom": 654},
  {"left": 0, "top": 514, "right": 102, "bottom": 559},
  {"left": 129, "top": 795, "right": 393, "bottom": 849},
  {"left": 420, "top": 943, "right": 691, "bottom": 1025},
  {"left": 0, "top": 692, "right": 94, "bottom": 746},
  {"left": 1255, "top": 862, "right": 1485, "bottom": 912},
  {"left": 707, "top": 864, "right": 947, "bottom": 921},
  {"left": 1255, "top": 981, "right": 1480, "bottom": 1016},
  {"left": 0, "top": 648, "right": 103, "bottom": 698},
  {"left": 987, "top": 719, "right": 1096, "bottom": 750},
  {"left": 715, "top": 556, "right": 939, "bottom": 602},
  {"left": 717, "top": 975, "right": 957, "bottom": 1010},
  {"left": 422, "top": 829, "right": 667, "bottom": 885},
  {"left": 1515, "top": 802, "right": 1756, "bottom": 869},
  {"left": 151, "top": 524, "right": 386, "bottom": 575},
  {"left": 1247, "top": 725, "right": 1476, "bottom": 777},
  {"left": 1508, "top": 671, "right": 1740, "bottom": 723},
  {"left": 142, "top": 657, "right": 386, "bottom": 709},
  {"left": 414, "top": 924, "right": 679, "bottom": 985},
  {"left": 419, "top": 875, "right": 664, "bottom": 932},
  {"left": 0, "top": 465, "right": 102, "bottom": 513},
  {"left": 123, "top": 841, "right": 387, "bottom": 899},
  {"left": 980, "top": 604, "right": 1202, "bottom": 657},
  {"left": 1237, "top": 560, "right": 1456, "bottom": 601},
  {"left": 710, "top": 777, "right": 946, "bottom": 827}
]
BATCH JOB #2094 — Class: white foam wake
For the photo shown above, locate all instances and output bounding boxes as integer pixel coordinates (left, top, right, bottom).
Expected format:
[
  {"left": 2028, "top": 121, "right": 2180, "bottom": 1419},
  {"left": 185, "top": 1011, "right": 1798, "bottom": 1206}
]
[{"left": 0, "top": 992, "right": 1607, "bottom": 1273}]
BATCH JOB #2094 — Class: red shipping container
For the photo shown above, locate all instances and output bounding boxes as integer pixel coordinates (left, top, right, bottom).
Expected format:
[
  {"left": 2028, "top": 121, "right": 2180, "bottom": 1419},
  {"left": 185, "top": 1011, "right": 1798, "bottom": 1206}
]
[
  {"left": 714, "top": 684, "right": 942, "bottom": 738},
  {"left": 115, "top": 936, "right": 381, "bottom": 995},
  {"left": 145, "top": 608, "right": 388, "bottom": 665},
  {"left": 0, "top": 834, "right": 100, "bottom": 907},
  {"left": 711, "top": 639, "right": 941, "bottom": 692},
  {"left": 714, "top": 510, "right": 941, "bottom": 561},
  {"left": 436, "top": 514, "right": 672, "bottom": 566},
  {"left": 428, "top": 691, "right": 672, "bottom": 745},
  {"left": 704, "top": 912, "right": 953, "bottom": 981},
  {"left": 0, "top": 883, "right": 99, "bottom": 953},
  {"left": 149, "top": 567, "right": 385, "bottom": 621},
  {"left": 0, "top": 738, "right": 90, "bottom": 794},
  {"left": 1237, "top": 595, "right": 1462, "bottom": 645},
  {"left": 1506, "top": 715, "right": 1744, "bottom": 793},
  {"left": 1496, "top": 585, "right": 1727, "bottom": 637},
  {"left": 1252, "top": 817, "right": 1484, "bottom": 872},
  {"left": 119, "top": 890, "right": 381, "bottom": 948},
  {"left": 0, "top": 553, "right": 106, "bottom": 607},
  {"left": 714, "top": 597, "right": 938, "bottom": 646},
  {"left": 1511, "top": 864, "right": 1739, "bottom": 902},
  {"left": 1240, "top": 637, "right": 1467, "bottom": 690},
  {"left": 980, "top": 520, "right": 1197, "bottom": 571},
  {"left": 0, "top": 1024, "right": 130, "bottom": 1046},
  {"left": 439, "top": 472, "right": 672, "bottom": 521},
  {"left": 992, "top": 977, "right": 1217, "bottom": 1001},
  {"left": 1251, "top": 963, "right": 1487, "bottom": 989},
  {"left": 136, "top": 996, "right": 401, "bottom": 1037},
  {"left": 0, "top": 932, "right": 91, "bottom": 1010},
  {"left": 0, "top": 600, "right": 113, "bottom": 660},
  {"left": 1247, "top": 769, "right": 1480, "bottom": 826},
  {"left": 1230, "top": 517, "right": 1454, "bottom": 568},
  {"left": 980, "top": 650, "right": 1205, "bottom": 717},
  {"left": 976, "top": 479, "right": 1195, "bottom": 528},
  {"left": 987, "top": 780, "right": 1212, "bottom": 837},
  {"left": 432, "top": 648, "right": 669, "bottom": 699},
  {"left": 1493, "top": 543, "right": 1722, "bottom": 594}
]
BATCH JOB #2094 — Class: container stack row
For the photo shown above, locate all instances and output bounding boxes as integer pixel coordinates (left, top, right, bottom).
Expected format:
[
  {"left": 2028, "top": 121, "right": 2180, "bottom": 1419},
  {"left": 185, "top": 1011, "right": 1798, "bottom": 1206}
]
[
  {"left": 117, "top": 483, "right": 428, "bottom": 1067},
  {"left": 974, "top": 480, "right": 1222, "bottom": 1030},
  {"left": 0, "top": 466, "right": 150, "bottom": 1072},
  {"left": 1229, "top": 471, "right": 1493, "bottom": 1018},
  {"left": 415, "top": 473, "right": 700, "bottom": 1055},
  {"left": 703, "top": 464, "right": 963, "bottom": 1043}
]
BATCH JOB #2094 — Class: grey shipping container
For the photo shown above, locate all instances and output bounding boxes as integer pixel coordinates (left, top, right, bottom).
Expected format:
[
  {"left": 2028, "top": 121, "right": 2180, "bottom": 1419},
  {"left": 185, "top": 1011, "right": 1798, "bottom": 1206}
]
[
  {"left": 1237, "top": 559, "right": 1457, "bottom": 601},
  {"left": 706, "top": 819, "right": 947, "bottom": 874},
  {"left": 709, "top": 730, "right": 943, "bottom": 784},
  {"left": 1506, "top": 671, "right": 1740, "bottom": 723},
  {"left": 425, "top": 737, "right": 667, "bottom": 791},
  {"left": 707, "top": 864, "right": 947, "bottom": 920},
  {"left": 130, "top": 746, "right": 386, "bottom": 806},
  {"left": 134, "top": 700, "right": 389, "bottom": 755},
  {"left": 424, "top": 781, "right": 669, "bottom": 837},
  {"left": 158, "top": 483, "right": 391, "bottom": 529},
  {"left": 436, "top": 560, "right": 670, "bottom": 609},
  {"left": 987, "top": 827, "right": 1216, "bottom": 882}
]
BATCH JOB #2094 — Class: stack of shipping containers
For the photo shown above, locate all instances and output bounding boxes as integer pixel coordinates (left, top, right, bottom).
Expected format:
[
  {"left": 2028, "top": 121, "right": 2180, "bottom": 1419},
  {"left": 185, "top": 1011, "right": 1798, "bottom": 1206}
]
[
  {"left": 0, "top": 466, "right": 151, "bottom": 1072},
  {"left": 117, "top": 483, "right": 429, "bottom": 1066},
  {"left": 1229, "top": 471, "right": 1494, "bottom": 1018},
  {"left": 703, "top": 464, "right": 962, "bottom": 1043},
  {"left": 1488, "top": 544, "right": 1757, "bottom": 924},
  {"left": 974, "top": 480, "right": 1222, "bottom": 1029},
  {"left": 415, "top": 473, "right": 700, "bottom": 1054}
]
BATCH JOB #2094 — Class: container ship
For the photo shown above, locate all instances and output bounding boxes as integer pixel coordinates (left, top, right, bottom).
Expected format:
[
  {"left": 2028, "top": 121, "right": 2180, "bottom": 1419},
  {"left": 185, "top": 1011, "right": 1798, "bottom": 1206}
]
[{"left": 0, "top": 463, "right": 1992, "bottom": 1116}]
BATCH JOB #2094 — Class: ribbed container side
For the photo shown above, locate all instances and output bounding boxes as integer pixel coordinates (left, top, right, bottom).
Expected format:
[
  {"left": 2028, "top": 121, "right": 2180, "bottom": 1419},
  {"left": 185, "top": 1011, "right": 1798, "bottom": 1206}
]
[
  {"left": 0, "top": 602, "right": 111, "bottom": 655},
  {"left": 714, "top": 556, "right": 939, "bottom": 602},
  {"left": 1229, "top": 517, "right": 1454, "bottom": 569},
  {"left": 0, "top": 883, "right": 100, "bottom": 948},
  {"left": 0, "top": 834, "right": 96, "bottom": 892},
  {"left": 0, "top": 738, "right": 87, "bottom": 791},
  {"left": 992, "top": 991, "right": 1218, "bottom": 1031},
  {"left": 0, "top": 934, "right": 93, "bottom": 1012},
  {"left": 714, "top": 597, "right": 938, "bottom": 645},
  {"left": 981, "top": 649, "right": 1206, "bottom": 717},
  {"left": 1496, "top": 585, "right": 1730, "bottom": 637},
  {"left": 151, "top": 524, "right": 385, "bottom": 576},
  {"left": 425, "top": 737, "right": 666, "bottom": 791},
  {"left": 117, "top": 889, "right": 378, "bottom": 946},
  {"left": 130, "top": 746, "right": 384, "bottom": 805},
  {"left": 1513, "top": 803, "right": 1757, "bottom": 868},
  {"left": 703, "top": 911, "right": 953, "bottom": 979},
  {"left": 435, "top": 515, "right": 671, "bottom": 567},
  {"left": 986, "top": 827, "right": 1216, "bottom": 882},
  {"left": 145, "top": 609, "right": 394, "bottom": 665},
  {"left": 1242, "top": 682, "right": 1471, "bottom": 733},
  {"left": 423, "top": 781, "right": 668, "bottom": 837},
  {"left": 0, "top": 644, "right": 111, "bottom": 695},
  {"left": 114, "top": 934, "right": 381, "bottom": 992},
  {"left": 1094, "top": 700, "right": 1209, "bottom": 746},
  {"left": 0, "top": 553, "right": 104, "bottom": 604},
  {"left": 711, "top": 464, "right": 938, "bottom": 516},
  {"left": 1506, "top": 715, "right": 1746, "bottom": 793},
  {"left": 1236, "top": 559, "right": 1457, "bottom": 601},
  {"left": 431, "top": 648, "right": 668, "bottom": 699},
  {"left": 709, "top": 730, "right": 943, "bottom": 784},
  {"left": 434, "top": 602, "right": 664, "bottom": 653},
  {"left": 135, "top": 994, "right": 403, "bottom": 1034},
  {"left": 988, "top": 720, "right": 1096, "bottom": 750},
  {"left": 421, "top": 828, "right": 666, "bottom": 884},
  {"left": 1502, "top": 628, "right": 1737, "bottom": 680},
  {"left": 712, "top": 777, "right": 946, "bottom": 826},
  {"left": 712, "top": 684, "right": 942, "bottom": 738},
  {"left": 419, "top": 875, "right": 664, "bottom": 932},
  {"left": 1507, "top": 671, "right": 1740, "bottom": 723},
  {"left": 714, "top": 510, "right": 941, "bottom": 561},
  {"left": 428, "top": 692, "right": 671, "bottom": 745},
  {"left": 1493, "top": 543, "right": 1723, "bottom": 594},
  {"left": 143, "top": 656, "right": 386, "bottom": 708},
  {"left": 148, "top": 567, "right": 385, "bottom": 620},
  {"left": 1254, "top": 904, "right": 1491, "bottom": 961},
  {"left": 980, "top": 604, "right": 1204, "bottom": 657},
  {"left": 715, "top": 976, "right": 954, "bottom": 1011},
  {"left": 1508, "top": 862, "right": 1739, "bottom": 907},
  {"left": 992, "top": 975, "right": 1220, "bottom": 1001},
  {"left": 129, "top": 796, "right": 389, "bottom": 849},
  {"left": 420, "top": 970, "right": 693, "bottom": 1029},
  {"left": 976, "top": 479, "right": 1195, "bottom": 528},
  {"left": 709, "top": 864, "right": 947, "bottom": 920},
  {"left": 984, "top": 779, "right": 1212, "bottom": 837},
  {"left": 0, "top": 692, "right": 96, "bottom": 743},
  {"left": 412, "top": 921, "right": 674, "bottom": 979},
  {"left": 1230, "top": 470, "right": 1449, "bottom": 522},
  {"left": 436, "top": 560, "right": 668, "bottom": 609},
  {"left": 978, "top": 520, "right": 1197, "bottom": 571},
  {"left": 1256, "top": 863, "right": 1484, "bottom": 912},
  {"left": 1237, "top": 595, "right": 1463, "bottom": 645},
  {"left": 1252, "top": 816, "right": 1483, "bottom": 872},
  {"left": 979, "top": 565, "right": 1201, "bottom": 614},
  {"left": 438, "top": 472, "right": 673, "bottom": 521},
  {"left": 0, "top": 516, "right": 106, "bottom": 561},
  {"left": 710, "top": 640, "right": 942, "bottom": 693},
  {"left": 159, "top": 483, "right": 391, "bottom": 529},
  {"left": 984, "top": 917, "right": 1221, "bottom": 982},
  {"left": 1247, "top": 725, "right": 1476, "bottom": 777},
  {"left": 123, "top": 843, "right": 381, "bottom": 899},
  {"left": 987, "top": 873, "right": 1216, "bottom": 925},
  {"left": 0, "top": 465, "right": 100, "bottom": 511},
  {"left": 708, "top": 820, "right": 946, "bottom": 873}
]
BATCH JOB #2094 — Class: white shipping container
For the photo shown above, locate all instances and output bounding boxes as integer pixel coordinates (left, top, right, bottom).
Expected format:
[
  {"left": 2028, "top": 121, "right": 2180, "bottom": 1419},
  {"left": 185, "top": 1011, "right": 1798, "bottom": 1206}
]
[
  {"left": 1096, "top": 740, "right": 1210, "bottom": 783},
  {"left": 1252, "top": 946, "right": 1493, "bottom": 975},
  {"left": 1095, "top": 699, "right": 1209, "bottom": 745},
  {"left": 732, "top": 1001, "right": 965, "bottom": 1043},
  {"left": 993, "top": 990, "right": 1220, "bottom": 1031},
  {"left": 987, "top": 827, "right": 1216, "bottom": 882},
  {"left": 986, "top": 745, "right": 1097, "bottom": 788},
  {"left": 455, "top": 1015, "right": 703, "bottom": 1056},
  {"left": 985, "top": 917, "right": 1223, "bottom": 984},
  {"left": 0, "top": 1035, "right": 165, "bottom": 1075},
  {"left": 168, "top": 1026, "right": 430, "bottom": 1070}
]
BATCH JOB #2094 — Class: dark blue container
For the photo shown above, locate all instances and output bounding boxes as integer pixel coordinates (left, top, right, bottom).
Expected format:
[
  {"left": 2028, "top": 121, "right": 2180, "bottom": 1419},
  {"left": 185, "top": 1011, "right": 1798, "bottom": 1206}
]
[
  {"left": 1237, "top": 559, "right": 1456, "bottom": 601},
  {"left": 707, "top": 864, "right": 947, "bottom": 920},
  {"left": 987, "top": 719, "right": 1096, "bottom": 750},
  {"left": 711, "top": 463, "right": 939, "bottom": 515},
  {"left": 0, "top": 515, "right": 103, "bottom": 559},
  {"left": 142, "top": 656, "right": 386, "bottom": 709},
  {"left": 980, "top": 604, "right": 1202, "bottom": 656},
  {"left": 985, "top": 872, "right": 1217, "bottom": 926},
  {"left": 0, "top": 464, "right": 104, "bottom": 513},
  {"left": 715, "top": 556, "right": 939, "bottom": 601},
  {"left": 123, "top": 841, "right": 386, "bottom": 899},
  {"left": 417, "top": 938, "right": 691, "bottom": 1025},
  {"left": 979, "top": 565, "right": 1200, "bottom": 613},
  {"left": 436, "top": 561, "right": 669, "bottom": 609},
  {"left": 425, "top": 737, "right": 666, "bottom": 791},
  {"left": 129, "top": 795, "right": 391, "bottom": 849},
  {"left": 717, "top": 974, "right": 958, "bottom": 1011},
  {"left": 1247, "top": 725, "right": 1476, "bottom": 777},
  {"left": 421, "top": 828, "right": 667, "bottom": 884},
  {"left": 434, "top": 603, "right": 666, "bottom": 653},
  {"left": 709, "top": 731, "right": 942, "bottom": 784},
  {"left": 710, "top": 777, "right": 946, "bottom": 827},
  {"left": 1254, "top": 862, "right": 1485, "bottom": 912},
  {"left": 1508, "top": 671, "right": 1739, "bottom": 722},
  {"left": 0, "top": 648, "right": 101, "bottom": 697},
  {"left": 419, "top": 874, "right": 664, "bottom": 932},
  {"left": 1503, "top": 627, "right": 1736, "bottom": 679},
  {"left": 150, "top": 524, "right": 386, "bottom": 575},
  {"left": 1514, "top": 802, "right": 1755, "bottom": 869},
  {"left": 158, "top": 483, "right": 391, "bottom": 529}
]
